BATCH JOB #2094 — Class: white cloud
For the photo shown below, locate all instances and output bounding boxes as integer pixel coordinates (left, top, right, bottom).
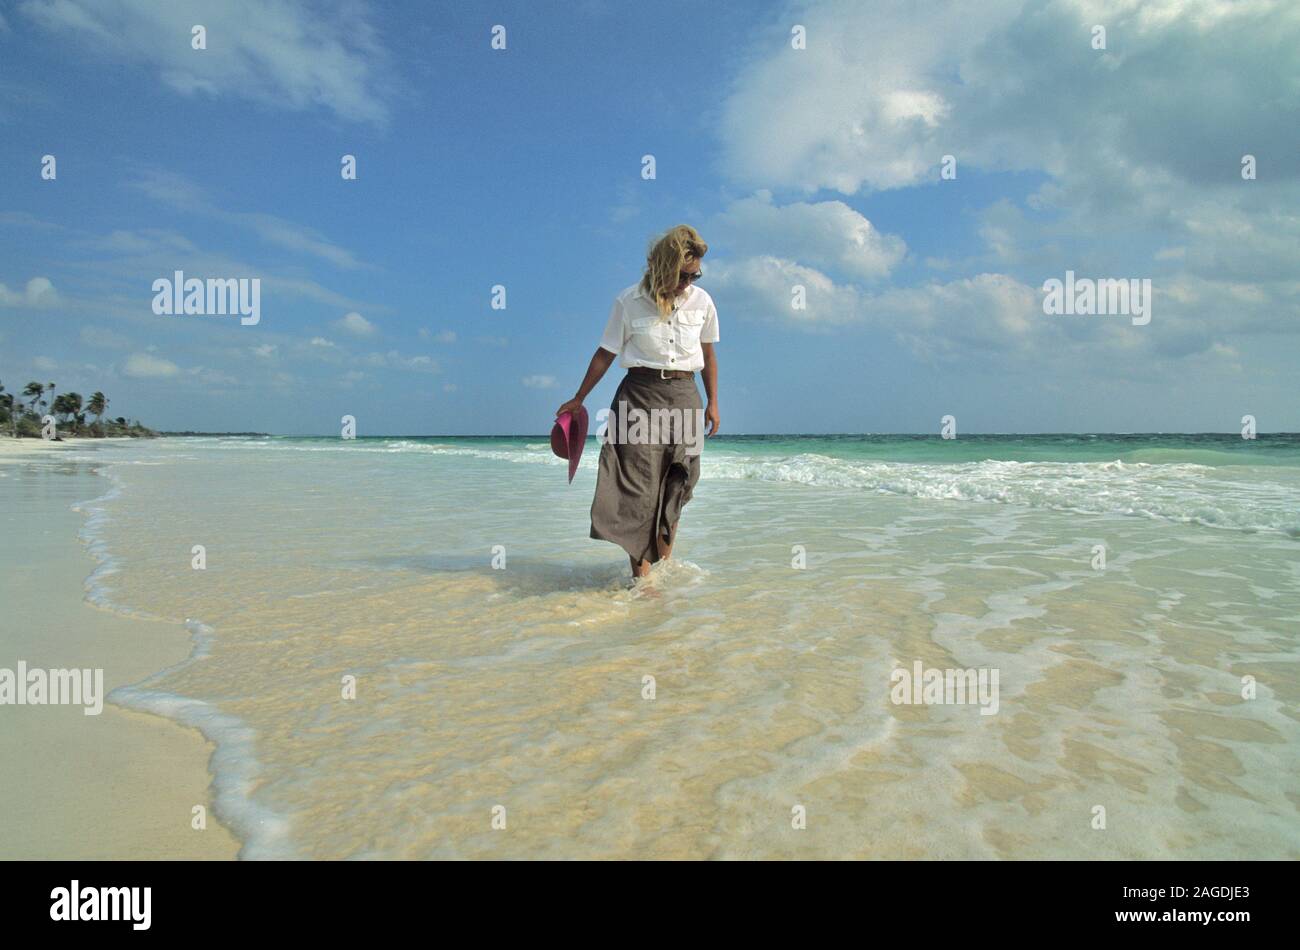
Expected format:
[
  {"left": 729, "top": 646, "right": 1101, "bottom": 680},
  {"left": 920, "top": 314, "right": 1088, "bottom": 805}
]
[
  {"left": 709, "top": 257, "right": 1051, "bottom": 356},
  {"left": 21, "top": 0, "right": 392, "bottom": 124},
  {"left": 361, "top": 350, "right": 439, "bottom": 373},
  {"left": 0, "top": 211, "right": 61, "bottom": 231},
  {"left": 714, "top": 248, "right": 1294, "bottom": 373},
  {"left": 123, "top": 352, "right": 180, "bottom": 378},
  {"left": 251, "top": 344, "right": 277, "bottom": 359},
  {"left": 705, "top": 256, "right": 864, "bottom": 326},
  {"left": 709, "top": 192, "right": 906, "bottom": 281},
  {"left": 419, "top": 328, "right": 456, "bottom": 343},
  {"left": 41, "top": 220, "right": 380, "bottom": 315},
  {"left": 187, "top": 365, "right": 242, "bottom": 387},
  {"left": 710, "top": 0, "right": 1300, "bottom": 377},
  {"left": 718, "top": 0, "right": 1300, "bottom": 256},
  {"left": 238, "top": 211, "right": 363, "bottom": 269},
  {"left": 866, "top": 274, "right": 1044, "bottom": 360},
  {"left": 719, "top": 0, "right": 1023, "bottom": 193},
  {"left": 33, "top": 356, "right": 57, "bottom": 372},
  {"left": 310, "top": 337, "right": 337, "bottom": 348},
  {"left": 522, "top": 375, "right": 556, "bottom": 389},
  {"left": 0, "top": 276, "right": 58, "bottom": 308},
  {"left": 402, "top": 355, "right": 437, "bottom": 371},
  {"left": 130, "top": 170, "right": 363, "bottom": 269},
  {"left": 335, "top": 312, "right": 376, "bottom": 337},
  {"left": 95, "top": 227, "right": 197, "bottom": 254},
  {"left": 719, "top": 0, "right": 1300, "bottom": 198},
  {"left": 80, "top": 326, "right": 131, "bottom": 349}
]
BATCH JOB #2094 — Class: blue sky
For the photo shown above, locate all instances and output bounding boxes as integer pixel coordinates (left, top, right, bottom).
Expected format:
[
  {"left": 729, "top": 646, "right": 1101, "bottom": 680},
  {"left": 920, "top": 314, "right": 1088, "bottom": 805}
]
[{"left": 1, "top": 0, "right": 1297, "bottom": 435}]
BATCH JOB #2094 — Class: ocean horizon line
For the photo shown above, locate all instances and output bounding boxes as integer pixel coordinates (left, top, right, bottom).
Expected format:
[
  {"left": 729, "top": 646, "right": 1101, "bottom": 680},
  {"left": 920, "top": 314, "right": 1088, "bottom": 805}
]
[{"left": 152, "top": 430, "right": 1300, "bottom": 439}]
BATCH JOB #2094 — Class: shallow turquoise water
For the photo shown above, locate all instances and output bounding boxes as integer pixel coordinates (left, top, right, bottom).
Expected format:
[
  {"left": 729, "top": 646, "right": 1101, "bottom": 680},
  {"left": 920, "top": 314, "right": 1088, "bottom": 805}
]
[
  {"left": 283, "top": 431, "right": 1300, "bottom": 465},
  {"left": 29, "top": 434, "right": 1300, "bottom": 858},
  {"left": 232, "top": 432, "right": 1300, "bottom": 536}
]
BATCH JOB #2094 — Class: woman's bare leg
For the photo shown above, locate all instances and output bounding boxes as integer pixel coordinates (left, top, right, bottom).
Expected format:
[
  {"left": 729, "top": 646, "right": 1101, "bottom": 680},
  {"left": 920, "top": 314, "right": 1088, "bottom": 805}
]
[
  {"left": 630, "top": 522, "right": 678, "bottom": 578},
  {"left": 656, "top": 521, "right": 676, "bottom": 562}
]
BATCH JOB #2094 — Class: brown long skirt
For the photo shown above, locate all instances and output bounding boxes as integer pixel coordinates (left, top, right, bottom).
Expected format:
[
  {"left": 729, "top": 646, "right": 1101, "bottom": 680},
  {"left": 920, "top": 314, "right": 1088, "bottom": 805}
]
[{"left": 589, "top": 370, "right": 704, "bottom": 564}]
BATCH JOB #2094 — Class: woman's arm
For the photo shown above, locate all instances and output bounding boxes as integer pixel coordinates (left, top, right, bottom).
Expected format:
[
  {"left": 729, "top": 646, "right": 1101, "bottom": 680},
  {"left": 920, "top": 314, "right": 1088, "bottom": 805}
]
[
  {"left": 701, "top": 342, "right": 720, "bottom": 436},
  {"left": 556, "top": 347, "right": 617, "bottom": 417}
]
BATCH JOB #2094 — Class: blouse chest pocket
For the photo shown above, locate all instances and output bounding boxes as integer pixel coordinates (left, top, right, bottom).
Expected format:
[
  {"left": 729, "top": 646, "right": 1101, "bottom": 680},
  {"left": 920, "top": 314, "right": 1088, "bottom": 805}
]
[
  {"left": 629, "top": 315, "right": 668, "bottom": 346},
  {"left": 675, "top": 309, "right": 706, "bottom": 346}
]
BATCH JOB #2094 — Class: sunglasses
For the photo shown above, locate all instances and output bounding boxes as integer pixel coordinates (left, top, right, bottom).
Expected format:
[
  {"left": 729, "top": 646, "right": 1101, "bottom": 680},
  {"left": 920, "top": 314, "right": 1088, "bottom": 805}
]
[{"left": 679, "top": 269, "right": 703, "bottom": 284}]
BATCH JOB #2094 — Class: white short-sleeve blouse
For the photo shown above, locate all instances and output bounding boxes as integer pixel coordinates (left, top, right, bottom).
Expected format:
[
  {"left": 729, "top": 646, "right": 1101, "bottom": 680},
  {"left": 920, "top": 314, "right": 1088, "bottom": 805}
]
[{"left": 598, "top": 282, "right": 719, "bottom": 372}]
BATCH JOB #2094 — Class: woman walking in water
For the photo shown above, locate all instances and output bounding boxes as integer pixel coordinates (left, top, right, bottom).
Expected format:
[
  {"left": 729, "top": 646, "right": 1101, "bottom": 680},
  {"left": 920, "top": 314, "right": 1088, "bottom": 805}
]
[{"left": 556, "top": 225, "right": 720, "bottom": 578}]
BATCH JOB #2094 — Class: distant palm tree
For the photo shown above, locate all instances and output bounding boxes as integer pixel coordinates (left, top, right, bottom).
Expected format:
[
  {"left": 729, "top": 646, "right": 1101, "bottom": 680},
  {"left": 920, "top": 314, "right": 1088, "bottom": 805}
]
[
  {"left": 23, "top": 381, "right": 44, "bottom": 414},
  {"left": 51, "top": 394, "right": 70, "bottom": 425},
  {"left": 0, "top": 381, "right": 13, "bottom": 437},
  {"left": 48, "top": 393, "right": 82, "bottom": 432},
  {"left": 69, "top": 394, "right": 84, "bottom": 432},
  {"left": 88, "top": 392, "right": 108, "bottom": 435}
]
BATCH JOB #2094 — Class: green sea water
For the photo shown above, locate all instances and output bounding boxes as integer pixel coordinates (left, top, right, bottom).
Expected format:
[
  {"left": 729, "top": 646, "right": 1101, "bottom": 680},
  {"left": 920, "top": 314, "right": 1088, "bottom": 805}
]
[
  {"left": 317, "top": 431, "right": 1300, "bottom": 466},
  {"left": 704, "top": 432, "right": 1300, "bottom": 465}
]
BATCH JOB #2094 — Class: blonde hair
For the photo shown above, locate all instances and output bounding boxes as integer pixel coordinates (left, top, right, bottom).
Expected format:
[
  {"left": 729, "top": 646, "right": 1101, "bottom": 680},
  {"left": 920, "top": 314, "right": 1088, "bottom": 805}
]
[{"left": 640, "top": 224, "right": 708, "bottom": 318}]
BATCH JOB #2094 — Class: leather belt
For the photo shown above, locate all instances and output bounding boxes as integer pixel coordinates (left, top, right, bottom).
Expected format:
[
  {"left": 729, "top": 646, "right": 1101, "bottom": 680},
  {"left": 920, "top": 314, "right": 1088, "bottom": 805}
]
[{"left": 629, "top": 366, "right": 694, "bottom": 380}]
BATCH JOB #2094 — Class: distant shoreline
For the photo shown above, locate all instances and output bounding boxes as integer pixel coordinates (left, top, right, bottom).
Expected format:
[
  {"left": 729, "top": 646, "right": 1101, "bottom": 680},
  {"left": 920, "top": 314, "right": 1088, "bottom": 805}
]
[
  {"left": 10, "top": 430, "right": 1295, "bottom": 440},
  {"left": 156, "top": 430, "right": 1300, "bottom": 438}
]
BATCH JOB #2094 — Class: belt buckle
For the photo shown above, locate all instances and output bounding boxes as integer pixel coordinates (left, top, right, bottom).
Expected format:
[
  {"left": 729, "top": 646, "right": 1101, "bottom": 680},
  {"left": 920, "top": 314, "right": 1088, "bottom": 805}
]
[{"left": 660, "top": 367, "right": 669, "bottom": 380}]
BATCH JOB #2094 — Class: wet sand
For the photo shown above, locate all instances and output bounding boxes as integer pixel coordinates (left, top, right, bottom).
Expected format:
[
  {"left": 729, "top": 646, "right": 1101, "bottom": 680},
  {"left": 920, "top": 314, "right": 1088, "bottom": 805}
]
[{"left": 0, "top": 440, "right": 239, "bottom": 859}]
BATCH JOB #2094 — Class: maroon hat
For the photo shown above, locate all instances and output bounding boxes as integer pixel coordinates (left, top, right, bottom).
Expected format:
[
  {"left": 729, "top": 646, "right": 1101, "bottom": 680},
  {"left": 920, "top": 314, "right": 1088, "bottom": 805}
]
[{"left": 550, "top": 406, "right": 589, "bottom": 483}]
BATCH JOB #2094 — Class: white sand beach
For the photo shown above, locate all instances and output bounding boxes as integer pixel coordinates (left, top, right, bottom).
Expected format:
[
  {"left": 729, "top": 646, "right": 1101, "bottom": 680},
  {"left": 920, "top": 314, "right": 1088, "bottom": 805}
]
[
  {"left": 0, "top": 438, "right": 238, "bottom": 859},
  {"left": 0, "top": 436, "right": 133, "bottom": 458}
]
